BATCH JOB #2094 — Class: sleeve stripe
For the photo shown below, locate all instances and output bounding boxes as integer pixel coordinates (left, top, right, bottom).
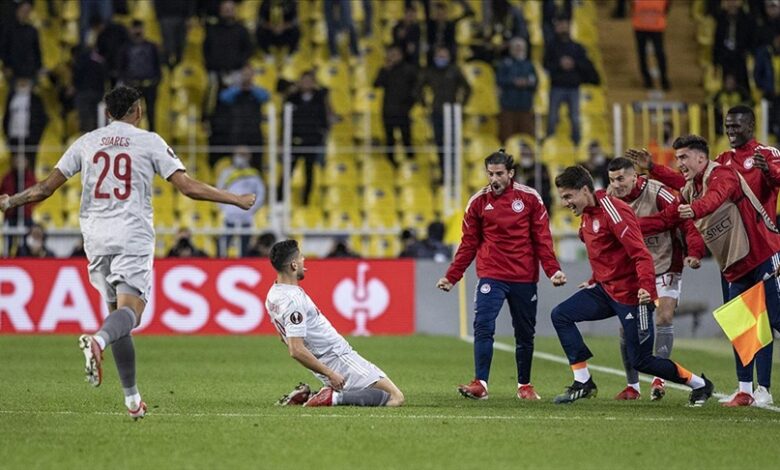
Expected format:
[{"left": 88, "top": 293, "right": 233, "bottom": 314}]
[
  {"left": 658, "top": 188, "right": 675, "bottom": 203},
  {"left": 464, "top": 187, "right": 489, "bottom": 213},
  {"left": 514, "top": 183, "right": 545, "bottom": 205},
  {"left": 600, "top": 197, "right": 622, "bottom": 224}
]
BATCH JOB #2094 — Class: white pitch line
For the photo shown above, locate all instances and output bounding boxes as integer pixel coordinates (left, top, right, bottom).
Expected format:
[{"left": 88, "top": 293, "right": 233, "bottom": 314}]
[
  {"left": 461, "top": 335, "right": 780, "bottom": 413},
  {"left": 1, "top": 409, "right": 779, "bottom": 424}
]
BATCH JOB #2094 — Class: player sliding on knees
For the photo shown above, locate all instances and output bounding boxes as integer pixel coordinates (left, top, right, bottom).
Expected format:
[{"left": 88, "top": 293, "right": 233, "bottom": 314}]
[
  {"left": 266, "top": 240, "right": 404, "bottom": 407},
  {"left": 0, "top": 85, "right": 256, "bottom": 419}
]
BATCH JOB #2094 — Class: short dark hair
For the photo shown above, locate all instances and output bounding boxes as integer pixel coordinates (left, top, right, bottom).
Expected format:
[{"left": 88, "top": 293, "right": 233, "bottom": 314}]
[
  {"left": 484, "top": 148, "right": 515, "bottom": 170},
  {"left": 269, "top": 239, "right": 299, "bottom": 272},
  {"left": 607, "top": 157, "right": 635, "bottom": 172},
  {"left": 727, "top": 105, "right": 755, "bottom": 123},
  {"left": 104, "top": 85, "right": 142, "bottom": 120},
  {"left": 555, "top": 165, "right": 594, "bottom": 191},
  {"left": 671, "top": 134, "right": 709, "bottom": 156}
]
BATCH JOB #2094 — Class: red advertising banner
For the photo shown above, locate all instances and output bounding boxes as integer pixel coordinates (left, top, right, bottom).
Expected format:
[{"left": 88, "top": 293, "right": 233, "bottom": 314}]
[{"left": 0, "top": 259, "right": 415, "bottom": 335}]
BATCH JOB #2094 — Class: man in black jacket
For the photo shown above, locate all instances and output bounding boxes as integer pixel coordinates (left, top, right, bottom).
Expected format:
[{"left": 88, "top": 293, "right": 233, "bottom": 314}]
[
  {"left": 154, "top": 0, "right": 195, "bottom": 66},
  {"left": 374, "top": 46, "right": 417, "bottom": 167},
  {"left": 1, "top": 1, "right": 41, "bottom": 80},
  {"left": 118, "top": 20, "right": 161, "bottom": 131}
]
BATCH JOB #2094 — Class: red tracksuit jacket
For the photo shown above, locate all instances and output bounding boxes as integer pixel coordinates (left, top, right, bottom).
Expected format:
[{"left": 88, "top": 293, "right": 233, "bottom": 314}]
[
  {"left": 641, "top": 163, "right": 780, "bottom": 282},
  {"left": 650, "top": 138, "right": 780, "bottom": 216},
  {"left": 445, "top": 182, "right": 561, "bottom": 284},
  {"left": 580, "top": 190, "right": 658, "bottom": 304}
]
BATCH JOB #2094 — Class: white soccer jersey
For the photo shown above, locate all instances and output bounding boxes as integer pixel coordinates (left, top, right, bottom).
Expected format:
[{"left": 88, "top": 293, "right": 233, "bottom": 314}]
[
  {"left": 55, "top": 121, "right": 185, "bottom": 256},
  {"left": 265, "top": 283, "right": 352, "bottom": 358}
]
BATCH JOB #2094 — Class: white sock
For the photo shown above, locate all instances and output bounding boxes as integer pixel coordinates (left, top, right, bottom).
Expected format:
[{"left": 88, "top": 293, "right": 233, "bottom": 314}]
[
  {"left": 125, "top": 393, "right": 142, "bottom": 410},
  {"left": 573, "top": 366, "right": 591, "bottom": 383},
  {"left": 687, "top": 374, "right": 705, "bottom": 389},
  {"left": 332, "top": 391, "right": 342, "bottom": 406},
  {"left": 518, "top": 383, "right": 529, "bottom": 388},
  {"left": 628, "top": 383, "right": 640, "bottom": 392},
  {"left": 739, "top": 381, "right": 753, "bottom": 394},
  {"left": 479, "top": 380, "right": 488, "bottom": 391},
  {"left": 94, "top": 335, "right": 106, "bottom": 351}
]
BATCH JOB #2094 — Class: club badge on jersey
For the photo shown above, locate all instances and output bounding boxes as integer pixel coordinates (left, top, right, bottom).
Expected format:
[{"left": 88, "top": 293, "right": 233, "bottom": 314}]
[{"left": 512, "top": 199, "right": 525, "bottom": 213}]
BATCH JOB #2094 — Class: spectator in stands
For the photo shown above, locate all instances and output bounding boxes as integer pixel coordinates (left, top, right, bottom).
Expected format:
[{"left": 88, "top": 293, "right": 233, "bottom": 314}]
[
  {"left": 399, "top": 228, "right": 424, "bottom": 257},
  {"left": 80, "top": 0, "right": 113, "bottom": 45},
  {"left": 1, "top": 1, "right": 42, "bottom": 81},
  {"left": 515, "top": 141, "right": 552, "bottom": 212},
  {"left": 543, "top": 16, "right": 598, "bottom": 145},
  {"left": 284, "top": 71, "right": 332, "bottom": 205},
  {"left": 374, "top": 45, "right": 417, "bottom": 167},
  {"left": 214, "top": 66, "right": 271, "bottom": 169},
  {"left": 632, "top": 0, "right": 670, "bottom": 90},
  {"left": 755, "top": 31, "right": 780, "bottom": 139},
  {"left": 256, "top": 0, "right": 300, "bottom": 60},
  {"left": 713, "top": 0, "right": 756, "bottom": 90},
  {"left": 246, "top": 231, "right": 277, "bottom": 257},
  {"left": 204, "top": 0, "right": 253, "bottom": 101},
  {"left": 583, "top": 140, "right": 612, "bottom": 189},
  {"left": 70, "top": 236, "right": 87, "bottom": 257},
  {"left": 713, "top": 73, "right": 753, "bottom": 134},
  {"left": 0, "top": 153, "right": 36, "bottom": 227},
  {"left": 95, "top": 16, "right": 130, "bottom": 87},
  {"left": 392, "top": 4, "right": 422, "bottom": 66},
  {"left": 361, "top": 0, "right": 373, "bottom": 37},
  {"left": 419, "top": 221, "right": 453, "bottom": 262},
  {"left": 542, "top": 0, "right": 572, "bottom": 46},
  {"left": 16, "top": 223, "right": 54, "bottom": 258},
  {"left": 118, "top": 20, "right": 162, "bottom": 131},
  {"left": 167, "top": 227, "right": 209, "bottom": 258},
  {"left": 417, "top": 46, "right": 472, "bottom": 182},
  {"left": 217, "top": 146, "right": 266, "bottom": 257},
  {"left": 426, "top": 0, "right": 473, "bottom": 65},
  {"left": 73, "top": 45, "right": 108, "bottom": 133},
  {"left": 756, "top": 0, "right": 780, "bottom": 48},
  {"left": 154, "top": 0, "right": 195, "bottom": 67},
  {"left": 3, "top": 77, "right": 48, "bottom": 167},
  {"left": 474, "top": 0, "right": 529, "bottom": 63},
  {"left": 326, "top": 236, "right": 360, "bottom": 258},
  {"left": 496, "top": 37, "right": 536, "bottom": 143},
  {"left": 324, "top": 0, "right": 360, "bottom": 58}
]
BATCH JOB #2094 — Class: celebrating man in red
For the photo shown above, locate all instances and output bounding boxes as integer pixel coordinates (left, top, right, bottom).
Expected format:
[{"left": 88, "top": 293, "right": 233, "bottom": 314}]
[
  {"left": 640, "top": 135, "right": 780, "bottom": 407},
  {"left": 551, "top": 165, "right": 713, "bottom": 406},
  {"left": 437, "top": 149, "right": 566, "bottom": 401}
]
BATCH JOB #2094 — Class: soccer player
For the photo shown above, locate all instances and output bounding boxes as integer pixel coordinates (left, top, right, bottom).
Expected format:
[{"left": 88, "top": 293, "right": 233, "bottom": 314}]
[
  {"left": 551, "top": 165, "right": 714, "bottom": 406},
  {"left": 436, "top": 149, "right": 567, "bottom": 401},
  {"left": 0, "top": 85, "right": 256, "bottom": 419},
  {"left": 627, "top": 106, "right": 780, "bottom": 405},
  {"left": 266, "top": 240, "right": 405, "bottom": 407},
  {"left": 606, "top": 157, "right": 705, "bottom": 401},
  {"left": 639, "top": 135, "right": 780, "bottom": 407}
]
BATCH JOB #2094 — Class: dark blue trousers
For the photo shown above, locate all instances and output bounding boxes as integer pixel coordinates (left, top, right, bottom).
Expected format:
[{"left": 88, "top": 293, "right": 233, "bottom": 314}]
[
  {"left": 727, "top": 253, "right": 780, "bottom": 388},
  {"left": 473, "top": 278, "right": 537, "bottom": 384},
  {"left": 551, "top": 285, "right": 689, "bottom": 384}
]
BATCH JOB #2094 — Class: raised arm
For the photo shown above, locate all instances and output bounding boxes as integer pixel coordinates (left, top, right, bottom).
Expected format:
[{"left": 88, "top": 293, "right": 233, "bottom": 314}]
[
  {"left": 168, "top": 170, "right": 256, "bottom": 210},
  {"left": 0, "top": 169, "right": 67, "bottom": 212}
]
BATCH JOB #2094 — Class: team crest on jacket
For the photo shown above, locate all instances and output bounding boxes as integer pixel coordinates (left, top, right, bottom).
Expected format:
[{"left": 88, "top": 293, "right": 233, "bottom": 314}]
[
  {"left": 480, "top": 283, "right": 491, "bottom": 294},
  {"left": 592, "top": 219, "right": 600, "bottom": 233},
  {"left": 744, "top": 158, "right": 754, "bottom": 170},
  {"left": 512, "top": 199, "right": 525, "bottom": 213}
]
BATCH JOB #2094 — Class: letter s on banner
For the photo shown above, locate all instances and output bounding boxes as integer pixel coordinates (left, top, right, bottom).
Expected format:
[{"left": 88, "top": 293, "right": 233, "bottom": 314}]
[
  {"left": 215, "top": 266, "right": 263, "bottom": 333},
  {"left": 161, "top": 266, "right": 209, "bottom": 333}
]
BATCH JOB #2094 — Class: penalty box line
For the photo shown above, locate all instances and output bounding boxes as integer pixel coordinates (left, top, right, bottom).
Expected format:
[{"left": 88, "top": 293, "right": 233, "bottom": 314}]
[{"left": 461, "top": 335, "right": 780, "bottom": 414}]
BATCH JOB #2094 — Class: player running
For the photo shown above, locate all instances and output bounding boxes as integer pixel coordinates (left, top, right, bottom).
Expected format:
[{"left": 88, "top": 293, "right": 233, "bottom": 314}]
[
  {"left": 0, "top": 85, "right": 256, "bottom": 419},
  {"left": 266, "top": 240, "right": 404, "bottom": 407},
  {"left": 606, "top": 157, "right": 705, "bottom": 401},
  {"left": 551, "top": 165, "right": 714, "bottom": 406},
  {"left": 437, "top": 149, "right": 566, "bottom": 401}
]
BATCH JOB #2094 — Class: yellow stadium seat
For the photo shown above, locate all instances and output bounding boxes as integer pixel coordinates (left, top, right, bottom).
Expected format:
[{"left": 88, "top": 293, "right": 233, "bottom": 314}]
[
  {"left": 541, "top": 135, "right": 577, "bottom": 167},
  {"left": 398, "top": 186, "right": 434, "bottom": 215},
  {"left": 352, "top": 88, "right": 382, "bottom": 115},
  {"left": 400, "top": 209, "right": 434, "bottom": 234},
  {"left": 365, "top": 210, "right": 399, "bottom": 229},
  {"left": 325, "top": 208, "right": 362, "bottom": 229},
  {"left": 291, "top": 206, "right": 324, "bottom": 229},
  {"left": 323, "top": 185, "right": 360, "bottom": 209},
  {"left": 361, "top": 157, "right": 395, "bottom": 186},
  {"left": 366, "top": 235, "right": 401, "bottom": 258},
  {"left": 322, "top": 159, "right": 359, "bottom": 187},
  {"left": 396, "top": 160, "right": 432, "bottom": 188},
  {"left": 253, "top": 206, "right": 269, "bottom": 228}
]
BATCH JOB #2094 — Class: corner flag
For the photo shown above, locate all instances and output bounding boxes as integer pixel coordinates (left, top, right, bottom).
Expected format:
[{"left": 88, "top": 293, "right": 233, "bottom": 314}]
[{"left": 713, "top": 279, "right": 774, "bottom": 367}]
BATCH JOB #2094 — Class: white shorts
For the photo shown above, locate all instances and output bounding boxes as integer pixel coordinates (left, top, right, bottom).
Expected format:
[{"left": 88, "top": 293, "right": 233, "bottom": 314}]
[
  {"left": 655, "top": 272, "right": 682, "bottom": 300},
  {"left": 314, "top": 351, "right": 386, "bottom": 391},
  {"left": 87, "top": 253, "right": 154, "bottom": 304}
]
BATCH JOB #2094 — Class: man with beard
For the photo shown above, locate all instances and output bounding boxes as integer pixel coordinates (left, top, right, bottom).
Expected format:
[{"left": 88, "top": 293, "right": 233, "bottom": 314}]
[
  {"left": 626, "top": 106, "right": 780, "bottom": 406},
  {"left": 267, "top": 240, "right": 404, "bottom": 407},
  {"left": 437, "top": 149, "right": 567, "bottom": 401}
]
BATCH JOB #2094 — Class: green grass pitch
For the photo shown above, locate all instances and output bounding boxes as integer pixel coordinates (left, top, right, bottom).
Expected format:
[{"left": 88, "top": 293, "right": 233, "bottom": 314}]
[{"left": 1, "top": 335, "right": 779, "bottom": 469}]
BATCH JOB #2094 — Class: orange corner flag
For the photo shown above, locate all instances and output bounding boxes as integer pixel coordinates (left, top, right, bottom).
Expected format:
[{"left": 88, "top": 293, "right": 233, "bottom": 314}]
[{"left": 713, "top": 280, "right": 774, "bottom": 367}]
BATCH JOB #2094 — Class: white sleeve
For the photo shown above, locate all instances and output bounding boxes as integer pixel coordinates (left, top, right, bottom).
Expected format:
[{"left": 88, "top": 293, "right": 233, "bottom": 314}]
[
  {"left": 54, "top": 138, "right": 83, "bottom": 178},
  {"left": 282, "top": 293, "right": 308, "bottom": 338},
  {"left": 149, "top": 134, "right": 186, "bottom": 179}
]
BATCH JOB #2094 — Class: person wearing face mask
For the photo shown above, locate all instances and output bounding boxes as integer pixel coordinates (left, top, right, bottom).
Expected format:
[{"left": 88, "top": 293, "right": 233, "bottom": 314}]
[
  {"left": 216, "top": 146, "right": 265, "bottom": 257},
  {"left": 514, "top": 141, "right": 552, "bottom": 212},
  {"left": 3, "top": 77, "right": 48, "bottom": 167},
  {"left": 117, "top": 20, "right": 161, "bottom": 131},
  {"left": 496, "top": 37, "right": 536, "bottom": 143},
  {"left": 437, "top": 149, "right": 566, "bottom": 402},
  {"left": 583, "top": 140, "right": 612, "bottom": 190},
  {"left": 16, "top": 223, "right": 54, "bottom": 257},
  {"left": 416, "top": 46, "right": 472, "bottom": 182}
]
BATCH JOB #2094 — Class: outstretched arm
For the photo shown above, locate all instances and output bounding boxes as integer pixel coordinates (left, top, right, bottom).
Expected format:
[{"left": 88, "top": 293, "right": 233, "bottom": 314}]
[
  {"left": 0, "top": 169, "right": 67, "bottom": 211},
  {"left": 168, "top": 170, "right": 256, "bottom": 210}
]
